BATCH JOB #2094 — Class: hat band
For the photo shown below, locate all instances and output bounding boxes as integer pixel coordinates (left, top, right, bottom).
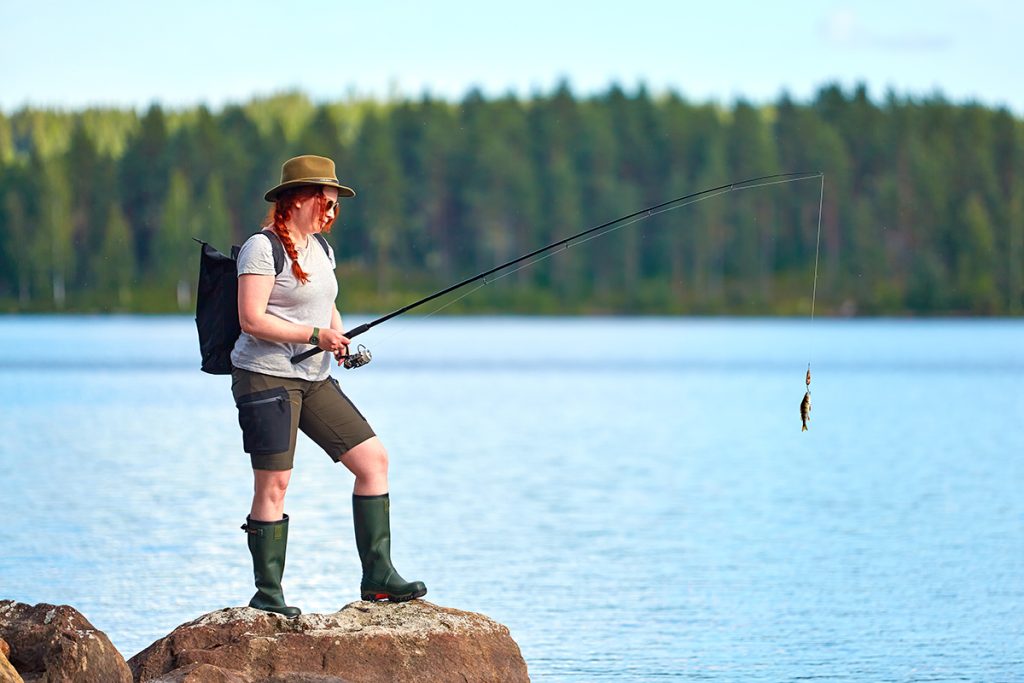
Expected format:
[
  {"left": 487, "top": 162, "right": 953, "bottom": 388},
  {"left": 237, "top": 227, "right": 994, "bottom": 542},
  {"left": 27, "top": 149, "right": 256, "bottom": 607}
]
[{"left": 293, "top": 177, "right": 338, "bottom": 183}]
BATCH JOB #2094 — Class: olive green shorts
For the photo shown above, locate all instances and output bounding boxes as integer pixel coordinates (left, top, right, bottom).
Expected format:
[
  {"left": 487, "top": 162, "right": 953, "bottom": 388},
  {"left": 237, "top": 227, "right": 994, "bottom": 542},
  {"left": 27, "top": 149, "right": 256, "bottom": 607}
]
[{"left": 231, "top": 368, "right": 376, "bottom": 471}]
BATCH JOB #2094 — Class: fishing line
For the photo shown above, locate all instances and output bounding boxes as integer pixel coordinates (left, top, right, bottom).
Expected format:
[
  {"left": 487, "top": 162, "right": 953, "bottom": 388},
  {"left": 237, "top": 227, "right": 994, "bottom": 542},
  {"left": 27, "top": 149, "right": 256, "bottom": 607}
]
[
  {"left": 802, "top": 173, "right": 825, "bottom": 432},
  {"left": 810, "top": 174, "right": 825, "bottom": 325},
  {"left": 365, "top": 174, "right": 821, "bottom": 354},
  {"left": 808, "top": 174, "right": 824, "bottom": 364},
  {"left": 295, "top": 171, "right": 825, "bottom": 365}
]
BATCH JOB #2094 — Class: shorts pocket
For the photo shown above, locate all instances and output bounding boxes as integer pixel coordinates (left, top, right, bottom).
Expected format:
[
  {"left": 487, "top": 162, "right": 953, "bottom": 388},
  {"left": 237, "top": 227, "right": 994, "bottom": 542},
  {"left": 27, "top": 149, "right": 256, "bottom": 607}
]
[{"left": 236, "top": 386, "right": 291, "bottom": 455}]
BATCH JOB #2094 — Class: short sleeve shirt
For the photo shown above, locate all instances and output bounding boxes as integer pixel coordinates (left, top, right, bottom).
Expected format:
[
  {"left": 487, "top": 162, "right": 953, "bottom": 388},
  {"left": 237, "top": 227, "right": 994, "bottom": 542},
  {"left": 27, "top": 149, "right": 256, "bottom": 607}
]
[{"left": 230, "top": 232, "right": 338, "bottom": 381}]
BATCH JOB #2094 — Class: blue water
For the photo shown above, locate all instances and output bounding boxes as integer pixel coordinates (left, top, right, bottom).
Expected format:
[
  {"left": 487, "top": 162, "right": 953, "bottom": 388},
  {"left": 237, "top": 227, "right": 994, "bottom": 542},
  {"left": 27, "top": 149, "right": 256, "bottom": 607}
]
[{"left": 1, "top": 316, "right": 1022, "bottom": 681}]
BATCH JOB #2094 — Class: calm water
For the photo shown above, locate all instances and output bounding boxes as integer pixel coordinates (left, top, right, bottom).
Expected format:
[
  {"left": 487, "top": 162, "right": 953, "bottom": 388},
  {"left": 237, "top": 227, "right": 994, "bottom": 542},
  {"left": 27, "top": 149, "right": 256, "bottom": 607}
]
[{"left": 1, "top": 316, "right": 1022, "bottom": 681}]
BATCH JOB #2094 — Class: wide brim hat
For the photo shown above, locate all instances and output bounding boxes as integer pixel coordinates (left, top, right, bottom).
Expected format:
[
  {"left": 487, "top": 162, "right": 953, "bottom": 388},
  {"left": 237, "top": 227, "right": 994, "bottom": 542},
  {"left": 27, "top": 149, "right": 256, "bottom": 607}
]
[{"left": 264, "top": 154, "right": 356, "bottom": 202}]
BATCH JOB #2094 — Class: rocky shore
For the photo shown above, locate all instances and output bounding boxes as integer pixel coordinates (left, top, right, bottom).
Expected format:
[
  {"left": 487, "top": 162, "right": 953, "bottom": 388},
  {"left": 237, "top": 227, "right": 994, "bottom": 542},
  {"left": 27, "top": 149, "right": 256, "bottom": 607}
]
[{"left": 0, "top": 599, "right": 529, "bottom": 682}]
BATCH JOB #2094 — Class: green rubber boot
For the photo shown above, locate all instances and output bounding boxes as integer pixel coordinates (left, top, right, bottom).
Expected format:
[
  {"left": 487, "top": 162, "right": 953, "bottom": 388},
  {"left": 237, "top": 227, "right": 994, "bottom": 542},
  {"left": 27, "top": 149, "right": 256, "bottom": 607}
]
[
  {"left": 241, "top": 514, "right": 301, "bottom": 618},
  {"left": 352, "top": 494, "right": 427, "bottom": 602}
]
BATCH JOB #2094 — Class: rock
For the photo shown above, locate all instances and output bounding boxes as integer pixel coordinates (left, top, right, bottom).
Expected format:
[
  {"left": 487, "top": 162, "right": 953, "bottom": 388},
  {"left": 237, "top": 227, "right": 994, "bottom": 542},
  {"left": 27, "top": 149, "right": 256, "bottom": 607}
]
[
  {"left": 129, "top": 600, "right": 529, "bottom": 683},
  {"left": 148, "top": 663, "right": 251, "bottom": 683},
  {"left": 0, "top": 634, "right": 19, "bottom": 683},
  {"left": 0, "top": 658, "right": 24, "bottom": 683},
  {"left": 0, "top": 601, "right": 132, "bottom": 683},
  {"left": 0, "top": 639, "right": 24, "bottom": 683}
]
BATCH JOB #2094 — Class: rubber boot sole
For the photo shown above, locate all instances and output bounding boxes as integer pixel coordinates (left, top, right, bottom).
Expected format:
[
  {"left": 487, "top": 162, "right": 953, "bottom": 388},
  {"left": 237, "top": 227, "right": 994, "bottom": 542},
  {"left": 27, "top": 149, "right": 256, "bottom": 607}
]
[
  {"left": 361, "top": 586, "right": 428, "bottom": 603},
  {"left": 251, "top": 604, "right": 302, "bottom": 618}
]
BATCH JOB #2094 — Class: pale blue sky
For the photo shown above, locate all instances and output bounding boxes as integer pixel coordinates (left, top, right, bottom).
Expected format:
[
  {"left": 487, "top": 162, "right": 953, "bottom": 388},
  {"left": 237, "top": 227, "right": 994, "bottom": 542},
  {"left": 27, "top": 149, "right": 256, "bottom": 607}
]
[{"left": 1, "top": 1, "right": 1019, "bottom": 111}]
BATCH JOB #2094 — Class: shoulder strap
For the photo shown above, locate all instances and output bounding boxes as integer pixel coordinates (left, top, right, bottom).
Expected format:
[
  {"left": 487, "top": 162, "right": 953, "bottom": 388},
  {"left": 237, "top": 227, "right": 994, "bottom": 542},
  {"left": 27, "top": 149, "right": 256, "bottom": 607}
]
[
  {"left": 258, "top": 229, "right": 286, "bottom": 276},
  {"left": 256, "top": 230, "right": 328, "bottom": 275},
  {"left": 312, "top": 233, "right": 330, "bottom": 257}
]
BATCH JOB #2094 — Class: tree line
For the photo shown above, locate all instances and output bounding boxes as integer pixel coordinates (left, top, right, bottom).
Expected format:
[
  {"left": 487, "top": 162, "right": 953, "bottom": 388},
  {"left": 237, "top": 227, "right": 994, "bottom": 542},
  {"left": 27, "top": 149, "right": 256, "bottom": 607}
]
[{"left": 0, "top": 82, "right": 1021, "bottom": 316}]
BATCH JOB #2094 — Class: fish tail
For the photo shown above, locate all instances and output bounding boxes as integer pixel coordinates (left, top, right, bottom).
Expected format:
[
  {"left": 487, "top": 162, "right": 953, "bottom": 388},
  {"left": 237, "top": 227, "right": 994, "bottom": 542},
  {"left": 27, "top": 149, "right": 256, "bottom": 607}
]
[{"left": 801, "top": 423, "right": 808, "bottom": 432}]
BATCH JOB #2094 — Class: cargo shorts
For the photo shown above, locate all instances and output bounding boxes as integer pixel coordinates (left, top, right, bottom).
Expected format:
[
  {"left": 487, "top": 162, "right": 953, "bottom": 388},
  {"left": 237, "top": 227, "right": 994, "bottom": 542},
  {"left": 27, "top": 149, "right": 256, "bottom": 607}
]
[{"left": 231, "top": 368, "right": 376, "bottom": 471}]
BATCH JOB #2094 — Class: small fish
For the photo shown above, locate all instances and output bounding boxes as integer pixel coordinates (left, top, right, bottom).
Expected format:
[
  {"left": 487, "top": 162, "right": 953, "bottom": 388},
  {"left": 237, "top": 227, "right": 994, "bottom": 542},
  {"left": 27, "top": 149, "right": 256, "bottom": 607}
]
[{"left": 800, "top": 390, "right": 811, "bottom": 432}]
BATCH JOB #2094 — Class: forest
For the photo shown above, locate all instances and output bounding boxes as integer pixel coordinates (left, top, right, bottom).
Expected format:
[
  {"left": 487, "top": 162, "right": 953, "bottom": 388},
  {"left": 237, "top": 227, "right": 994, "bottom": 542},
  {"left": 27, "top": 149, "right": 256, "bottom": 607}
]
[{"left": 0, "top": 82, "right": 1021, "bottom": 316}]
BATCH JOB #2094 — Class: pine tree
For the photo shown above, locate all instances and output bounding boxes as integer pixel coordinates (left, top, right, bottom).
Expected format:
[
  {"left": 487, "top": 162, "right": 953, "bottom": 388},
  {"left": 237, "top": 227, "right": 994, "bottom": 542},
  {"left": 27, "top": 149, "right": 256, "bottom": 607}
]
[
  {"left": 1007, "top": 186, "right": 1023, "bottom": 315},
  {"left": 0, "top": 112, "right": 13, "bottom": 164},
  {"left": 202, "top": 173, "right": 232, "bottom": 247},
  {"left": 119, "top": 105, "right": 169, "bottom": 270},
  {"left": 32, "top": 154, "right": 74, "bottom": 308},
  {"left": 168, "top": 104, "right": 219, "bottom": 199},
  {"left": 217, "top": 105, "right": 275, "bottom": 244},
  {"left": 527, "top": 83, "right": 583, "bottom": 299},
  {"left": 94, "top": 204, "right": 135, "bottom": 308},
  {"left": 351, "top": 110, "right": 404, "bottom": 295},
  {"left": 408, "top": 96, "right": 460, "bottom": 279},
  {"left": 458, "top": 94, "right": 541, "bottom": 294},
  {"left": 693, "top": 143, "right": 729, "bottom": 306},
  {"left": 724, "top": 100, "right": 777, "bottom": 304},
  {"left": 2, "top": 187, "right": 31, "bottom": 305},
  {"left": 65, "top": 120, "right": 111, "bottom": 291},
  {"left": 155, "top": 170, "right": 196, "bottom": 309},
  {"left": 577, "top": 95, "right": 628, "bottom": 303},
  {"left": 957, "top": 194, "right": 998, "bottom": 312}
]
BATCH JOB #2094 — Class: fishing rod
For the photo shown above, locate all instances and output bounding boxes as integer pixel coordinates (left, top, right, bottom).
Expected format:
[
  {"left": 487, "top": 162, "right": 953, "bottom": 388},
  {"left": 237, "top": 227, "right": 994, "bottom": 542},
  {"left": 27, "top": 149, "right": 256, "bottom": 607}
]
[{"left": 291, "top": 170, "right": 824, "bottom": 367}]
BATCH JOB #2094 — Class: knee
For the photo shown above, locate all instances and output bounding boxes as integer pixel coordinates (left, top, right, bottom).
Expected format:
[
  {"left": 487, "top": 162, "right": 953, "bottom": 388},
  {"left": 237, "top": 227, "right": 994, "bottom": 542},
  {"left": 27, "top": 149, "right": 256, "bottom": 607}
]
[
  {"left": 346, "top": 440, "right": 389, "bottom": 478},
  {"left": 256, "top": 472, "right": 290, "bottom": 504},
  {"left": 365, "top": 443, "right": 389, "bottom": 477}
]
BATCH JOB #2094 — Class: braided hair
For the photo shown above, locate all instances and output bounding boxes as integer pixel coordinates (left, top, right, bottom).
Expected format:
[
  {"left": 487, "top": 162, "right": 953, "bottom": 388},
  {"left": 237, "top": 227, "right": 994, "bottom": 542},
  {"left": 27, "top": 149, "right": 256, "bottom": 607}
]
[{"left": 264, "top": 186, "right": 337, "bottom": 284}]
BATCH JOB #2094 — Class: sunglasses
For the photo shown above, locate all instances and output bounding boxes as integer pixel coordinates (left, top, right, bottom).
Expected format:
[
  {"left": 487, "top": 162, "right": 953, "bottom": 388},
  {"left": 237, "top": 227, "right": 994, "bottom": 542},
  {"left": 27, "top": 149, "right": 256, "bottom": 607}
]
[{"left": 324, "top": 198, "right": 341, "bottom": 213}]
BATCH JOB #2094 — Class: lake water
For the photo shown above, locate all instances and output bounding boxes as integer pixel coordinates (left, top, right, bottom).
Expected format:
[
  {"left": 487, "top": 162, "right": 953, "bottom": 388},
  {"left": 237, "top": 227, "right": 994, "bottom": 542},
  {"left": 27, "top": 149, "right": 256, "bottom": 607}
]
[{"left": 1, "top": 316, "right": 1022, "bottom": 681}]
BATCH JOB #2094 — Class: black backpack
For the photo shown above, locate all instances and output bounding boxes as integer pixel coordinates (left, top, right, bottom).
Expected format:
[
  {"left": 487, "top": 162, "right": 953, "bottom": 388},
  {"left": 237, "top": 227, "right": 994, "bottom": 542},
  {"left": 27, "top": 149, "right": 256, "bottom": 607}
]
[{"left": 194, "top": 230, "right": 330, "bottom": 375}]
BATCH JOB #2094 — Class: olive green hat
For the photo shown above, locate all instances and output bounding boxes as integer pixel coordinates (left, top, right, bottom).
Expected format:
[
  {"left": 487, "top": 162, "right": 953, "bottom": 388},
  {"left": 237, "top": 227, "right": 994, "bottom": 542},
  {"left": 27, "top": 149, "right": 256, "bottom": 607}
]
[{"left": 264, "top": 155, "right": 356, "bottom": 202}]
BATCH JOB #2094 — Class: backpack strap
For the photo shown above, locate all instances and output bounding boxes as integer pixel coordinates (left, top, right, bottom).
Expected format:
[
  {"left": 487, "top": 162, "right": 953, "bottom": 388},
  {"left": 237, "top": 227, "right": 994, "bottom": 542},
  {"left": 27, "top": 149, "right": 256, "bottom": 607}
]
[
  {"left": 312, "top": 233, "right": 331, "bottom": 259},
  {"left": 258, "top": 229, "right": 286, "bottom": 276},
  {"left": 257, "top": 229, "right": 331, "bottom": 276}
]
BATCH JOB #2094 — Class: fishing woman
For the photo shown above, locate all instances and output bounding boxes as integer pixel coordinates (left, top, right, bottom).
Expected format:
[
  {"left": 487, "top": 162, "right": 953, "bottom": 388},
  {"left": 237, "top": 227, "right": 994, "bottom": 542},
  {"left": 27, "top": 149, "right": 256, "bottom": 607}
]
[{"left": 232, "top": 154, "right": 426, "bottom": 617}]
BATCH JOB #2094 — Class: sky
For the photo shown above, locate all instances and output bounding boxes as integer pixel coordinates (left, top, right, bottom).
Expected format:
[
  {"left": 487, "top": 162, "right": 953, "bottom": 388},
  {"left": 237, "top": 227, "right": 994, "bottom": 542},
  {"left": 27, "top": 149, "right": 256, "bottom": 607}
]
[{"left": 1, "top": 0, "right": 1020, "bottom": 113}]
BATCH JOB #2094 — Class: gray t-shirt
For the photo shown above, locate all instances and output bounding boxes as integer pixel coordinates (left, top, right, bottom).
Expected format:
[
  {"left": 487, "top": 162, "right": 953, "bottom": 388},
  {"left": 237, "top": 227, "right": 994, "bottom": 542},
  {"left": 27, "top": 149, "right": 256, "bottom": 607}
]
[{"left": 230, "top": 231, "right": 338, "bottom": 381}]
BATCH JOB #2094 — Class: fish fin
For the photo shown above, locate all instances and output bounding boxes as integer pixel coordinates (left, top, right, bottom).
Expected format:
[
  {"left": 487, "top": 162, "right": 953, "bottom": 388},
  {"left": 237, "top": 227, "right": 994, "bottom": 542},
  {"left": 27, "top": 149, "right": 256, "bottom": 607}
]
[{"left": 802, "top": 424, "right": 808, "bottom": 432}]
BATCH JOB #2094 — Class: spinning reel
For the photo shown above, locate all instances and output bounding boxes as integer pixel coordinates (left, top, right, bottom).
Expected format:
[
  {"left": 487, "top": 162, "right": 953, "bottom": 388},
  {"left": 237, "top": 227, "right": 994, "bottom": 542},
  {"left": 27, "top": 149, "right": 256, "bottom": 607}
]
[{"left": 341, "top": 344, "right": 372, "bottom": 370}]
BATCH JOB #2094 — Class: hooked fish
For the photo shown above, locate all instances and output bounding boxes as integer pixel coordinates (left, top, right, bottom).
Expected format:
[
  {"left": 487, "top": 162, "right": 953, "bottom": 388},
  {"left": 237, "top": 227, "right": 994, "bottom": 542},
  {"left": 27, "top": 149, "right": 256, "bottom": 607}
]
[
  {"left": 800, "top": 366, "right": 812, "bottom": 432},
  {"left": 800, "top": 390, "right": 811, "bottom": 431}
]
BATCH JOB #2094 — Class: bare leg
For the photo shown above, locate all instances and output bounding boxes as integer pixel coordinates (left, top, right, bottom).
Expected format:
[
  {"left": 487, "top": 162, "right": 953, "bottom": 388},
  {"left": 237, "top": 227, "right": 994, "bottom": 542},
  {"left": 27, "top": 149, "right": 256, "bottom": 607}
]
[
  {"left": 339, "top": 436, "right": 389, "bottom": 495},
  {"left": 251, "top": 468, "right": 292, "bottom": 521}
]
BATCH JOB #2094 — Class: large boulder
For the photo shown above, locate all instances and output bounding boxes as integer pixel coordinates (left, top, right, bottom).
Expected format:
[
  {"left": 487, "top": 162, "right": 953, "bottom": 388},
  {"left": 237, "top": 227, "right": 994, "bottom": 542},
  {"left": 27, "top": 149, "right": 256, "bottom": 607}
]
[
  {"left": 129, "top": 600, "right": 529, "bottom": 683},
  {"left": 0, "top": 636, "right": 25, "bottom": 683},
  {"left": 0, "top": 601, "right": 132, "bottom": 683}
]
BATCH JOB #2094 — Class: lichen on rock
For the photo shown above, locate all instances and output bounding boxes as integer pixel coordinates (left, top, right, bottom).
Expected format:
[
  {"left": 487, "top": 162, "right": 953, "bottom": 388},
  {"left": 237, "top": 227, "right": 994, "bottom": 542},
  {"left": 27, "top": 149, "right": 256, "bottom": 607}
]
[
  {"left": 0, "top": 601, "right": 131, "bottom": 683},
  {"left": 129, "top": 600, "right": 529, "bottom": 683}
]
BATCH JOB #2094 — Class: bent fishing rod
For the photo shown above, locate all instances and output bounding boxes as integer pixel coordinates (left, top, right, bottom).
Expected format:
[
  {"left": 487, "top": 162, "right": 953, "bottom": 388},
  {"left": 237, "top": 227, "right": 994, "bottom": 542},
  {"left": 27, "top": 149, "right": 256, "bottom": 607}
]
[{"left": 291, "top": 170, "right": 824, "bottom": 367}]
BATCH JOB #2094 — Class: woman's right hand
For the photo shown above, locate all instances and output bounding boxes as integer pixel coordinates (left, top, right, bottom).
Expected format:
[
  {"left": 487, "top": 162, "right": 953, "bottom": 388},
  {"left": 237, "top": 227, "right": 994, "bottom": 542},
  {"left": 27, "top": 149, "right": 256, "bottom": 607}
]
[{"left": 317, "top": 328, "right": 351, "bottom": 355}]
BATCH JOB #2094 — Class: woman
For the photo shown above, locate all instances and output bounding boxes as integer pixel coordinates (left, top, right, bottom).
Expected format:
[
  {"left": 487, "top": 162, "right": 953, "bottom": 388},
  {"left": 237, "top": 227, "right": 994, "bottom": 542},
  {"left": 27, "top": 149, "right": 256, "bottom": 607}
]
[{"left": 231, "top": 154, "right": 426, "bottom": 617}]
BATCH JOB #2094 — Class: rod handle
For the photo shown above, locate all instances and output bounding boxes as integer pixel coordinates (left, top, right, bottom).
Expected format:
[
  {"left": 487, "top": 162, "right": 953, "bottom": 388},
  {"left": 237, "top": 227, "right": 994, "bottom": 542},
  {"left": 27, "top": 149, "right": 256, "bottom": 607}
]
[{"left": 290, "top": 323, "right": 370, "bottom": 365}]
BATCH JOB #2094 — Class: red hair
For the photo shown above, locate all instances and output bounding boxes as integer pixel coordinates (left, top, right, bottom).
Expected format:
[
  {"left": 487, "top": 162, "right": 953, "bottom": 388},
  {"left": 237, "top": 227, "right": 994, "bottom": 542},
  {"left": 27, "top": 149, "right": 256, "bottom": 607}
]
[{"left": 263, "top": 186, "right": 337, "bottom": 284}]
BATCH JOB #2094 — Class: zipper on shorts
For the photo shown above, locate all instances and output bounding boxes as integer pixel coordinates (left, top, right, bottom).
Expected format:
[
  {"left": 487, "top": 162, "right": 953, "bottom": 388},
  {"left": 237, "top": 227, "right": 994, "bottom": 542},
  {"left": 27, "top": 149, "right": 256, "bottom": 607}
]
[{"left": 241, "top": 395, "right": 286, "bottom": 407}]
